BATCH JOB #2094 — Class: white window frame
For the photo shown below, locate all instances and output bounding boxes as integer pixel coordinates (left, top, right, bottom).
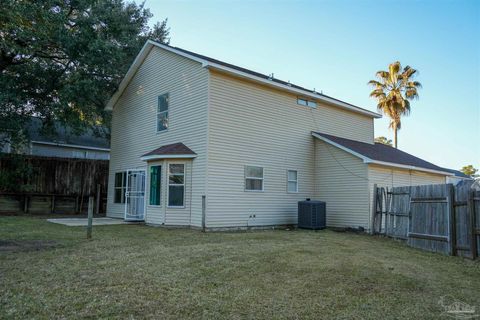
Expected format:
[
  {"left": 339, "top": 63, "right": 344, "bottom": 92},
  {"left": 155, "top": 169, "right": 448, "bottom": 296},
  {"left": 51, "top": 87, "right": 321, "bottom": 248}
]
[
  {"left": 157, "top": 93, "right": 169, "bottom": 133},
  {"left": 244, "top": 165, "right": 264, "bottom": 192},
  {"left": 297, "top": 97, "right": 317, "bottom": 108},
  {"left": 114, "top": 171, "right": 127, "bottom": 204},
  {"left": 287, "top": 169, "right": 298, "bottom": 193},
  {"left": 167, "top": 163, "right": 185, "bottom": 208}
]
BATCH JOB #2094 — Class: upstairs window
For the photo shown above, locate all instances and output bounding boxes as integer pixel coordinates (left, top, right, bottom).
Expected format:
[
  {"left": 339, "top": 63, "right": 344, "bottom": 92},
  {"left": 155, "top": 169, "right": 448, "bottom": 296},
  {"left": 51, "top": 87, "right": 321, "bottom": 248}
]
[
  {"left": 245, "top": 166, "right": 264, "bottom": 191},
  {"left": 287, "top": 170, "right": 298, "bottom": 193},
  {"left": 157, "top": 93, "right": 169, "bottom": 132},
  {"left": 297, "top": 97, "right": 317, "bottom": 108},
  {"left": 114, "top": 172, "right": 127, "bottom": 203}
]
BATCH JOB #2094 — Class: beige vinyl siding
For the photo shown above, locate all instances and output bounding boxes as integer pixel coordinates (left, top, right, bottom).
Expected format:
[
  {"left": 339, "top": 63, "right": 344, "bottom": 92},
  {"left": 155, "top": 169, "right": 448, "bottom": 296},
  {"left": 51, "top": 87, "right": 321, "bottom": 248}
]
[
  {"left": 205, "top": 71, "right": 374, "bottom": 228},
  {"left": 314, "top": 140, "right": 370, "bottom": 229},
  {"left": 107, "top": 46, "right": 208, "bottom": 226},
  {"left": 145, "top": 160, "right": 193, "bottom": 225},
  {"left": 367, "top": 164, "right": 447, "bottom": 227}
]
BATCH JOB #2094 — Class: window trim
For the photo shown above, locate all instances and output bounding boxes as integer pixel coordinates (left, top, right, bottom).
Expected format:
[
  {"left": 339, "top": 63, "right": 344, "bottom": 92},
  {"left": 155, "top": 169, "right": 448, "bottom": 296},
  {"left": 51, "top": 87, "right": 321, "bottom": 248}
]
[
  {"left": 286, "top": 169, "right": 298, "bottom": 193},
  {"left": 114, "top": 171, "right": 127, "bottom": 204},
  {"left": 167, "top": 163, "right": 186, "bottom": 208},
  {"left": 244, "top": 165, "right": 264, "bottom": 192},
  {"left": 157, "top": 93, "right": 169, "bottom": 133},
  {"left": 297, "top": 97, "right": 317, "bottom": 108},
  {"left": 149, "top": 165, "right": 162, "bottom": 206}
]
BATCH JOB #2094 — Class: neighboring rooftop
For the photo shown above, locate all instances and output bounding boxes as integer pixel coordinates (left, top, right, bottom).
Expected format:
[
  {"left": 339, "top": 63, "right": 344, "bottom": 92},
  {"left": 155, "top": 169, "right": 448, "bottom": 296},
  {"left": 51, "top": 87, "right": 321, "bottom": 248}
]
[
  {"left": 439, "top": 168, "right": 471, "bottom": 179},
  {"left": 26, "top": 117, "right": 110, "bottom": 150},
  {"left": 313, "top": 132, "right": 452, "bottom": 175}
]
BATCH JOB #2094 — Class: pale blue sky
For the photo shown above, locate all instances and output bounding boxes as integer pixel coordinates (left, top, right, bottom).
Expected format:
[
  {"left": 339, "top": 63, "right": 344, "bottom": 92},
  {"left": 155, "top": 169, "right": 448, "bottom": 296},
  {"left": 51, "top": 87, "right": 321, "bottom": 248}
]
[{"left": 140, "top": 0, "right": 479, "bottom": 171}]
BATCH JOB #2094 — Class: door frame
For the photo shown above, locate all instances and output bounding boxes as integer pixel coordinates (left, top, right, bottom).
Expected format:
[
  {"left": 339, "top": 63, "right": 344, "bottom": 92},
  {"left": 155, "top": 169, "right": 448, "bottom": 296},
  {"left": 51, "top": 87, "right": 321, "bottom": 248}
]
[{"left": 124, "top": 168, "right": 147, "bottom": 221}]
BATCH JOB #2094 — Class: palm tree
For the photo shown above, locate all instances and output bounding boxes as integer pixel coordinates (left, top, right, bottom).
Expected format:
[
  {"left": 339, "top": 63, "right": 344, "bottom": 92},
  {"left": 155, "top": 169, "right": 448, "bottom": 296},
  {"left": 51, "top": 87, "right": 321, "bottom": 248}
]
[{"left": 368, "top": 61, "right": 421, "bottom": 148}]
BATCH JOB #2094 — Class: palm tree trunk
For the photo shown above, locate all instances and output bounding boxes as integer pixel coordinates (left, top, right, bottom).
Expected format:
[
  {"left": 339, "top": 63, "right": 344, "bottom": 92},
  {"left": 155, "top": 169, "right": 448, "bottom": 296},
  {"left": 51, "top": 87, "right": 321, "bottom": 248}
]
[{"left": 394, "top": 127, "right": 398, "bottom": 149}]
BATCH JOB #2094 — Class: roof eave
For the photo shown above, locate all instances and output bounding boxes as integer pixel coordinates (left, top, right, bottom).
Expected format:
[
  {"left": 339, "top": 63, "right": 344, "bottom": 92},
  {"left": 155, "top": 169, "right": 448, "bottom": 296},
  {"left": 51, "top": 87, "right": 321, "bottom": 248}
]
[
  {"left": 105, "top": 40, "right": 382, "bottom": 119},
  {"left": 206, "top": 64, "right": 381, "bottom": 118},
  {"left": 140, "top": 154, "right": 197, "bottom": 161},
  {"left": 366, "top": 160, "right": 454, "bottom": 177},
  {"left": 311, "top": 132, "right": 453, "bottom": 177}
]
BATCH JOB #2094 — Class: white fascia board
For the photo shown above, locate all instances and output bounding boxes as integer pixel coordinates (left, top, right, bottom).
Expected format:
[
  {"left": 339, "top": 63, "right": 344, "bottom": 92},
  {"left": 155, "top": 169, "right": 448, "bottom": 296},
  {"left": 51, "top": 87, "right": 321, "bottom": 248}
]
[
  {"left": 367, "top": 160, "right": 454, "bottom": 176},
  {"left": 31, "top": 141, "right": 110, "bottom": 152},
  {"left": 206, "top": 63, "right": 381, "bottom": 119},
  {"left": 311, "top": 133, "right": 453, "bottom": 177},
  {"left": 105, "top": 41, "right": 156, "bottom": 110},
  {"left": 312, "top": 132, "right": 371, "bottom": 162},
  {"left": 105, "top": 40, "right": 381, "bottom": 119},
  {"left": 140, "top": 154, "right": 197, "bottom": 161}
]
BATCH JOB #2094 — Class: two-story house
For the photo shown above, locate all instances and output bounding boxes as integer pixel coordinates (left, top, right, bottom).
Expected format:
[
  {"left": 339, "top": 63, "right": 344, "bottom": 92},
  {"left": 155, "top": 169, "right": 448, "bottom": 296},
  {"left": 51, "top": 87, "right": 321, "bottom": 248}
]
[{"left": 105, "top": 40, "right": 453, "bottom": 231}]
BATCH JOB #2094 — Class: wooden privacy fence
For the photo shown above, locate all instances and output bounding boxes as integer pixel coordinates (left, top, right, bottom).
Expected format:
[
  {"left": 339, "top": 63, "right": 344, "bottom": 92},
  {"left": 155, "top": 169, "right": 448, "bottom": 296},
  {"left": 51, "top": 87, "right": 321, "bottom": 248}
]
[
  {"left": 373, "top": 182, "right": 479, "bottom": 259},
  {"left": 0, "top": 154, "right": 108, "bottom": 214}
]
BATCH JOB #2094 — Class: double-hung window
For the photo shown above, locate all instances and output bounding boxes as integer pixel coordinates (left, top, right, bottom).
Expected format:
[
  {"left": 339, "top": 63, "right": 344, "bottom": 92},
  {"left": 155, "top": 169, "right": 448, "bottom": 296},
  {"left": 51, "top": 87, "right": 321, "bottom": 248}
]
[
  {"left": 157, "top": 93, "right": 169, "bottom": 132},
  {"left": 149, "top": 165, "right": 162, "bottom": 206},
  {"left": 245, "top": 166, "right": 264, "bottom": 191},
  {"left": 287, "top": 170, "right": 298, "bottom": 193},
  {"left": 114, "top": 172, "right": 127, "bottom": 203},
  {"left": 168, "top": 164, "right": 185, "bottom": 207}
]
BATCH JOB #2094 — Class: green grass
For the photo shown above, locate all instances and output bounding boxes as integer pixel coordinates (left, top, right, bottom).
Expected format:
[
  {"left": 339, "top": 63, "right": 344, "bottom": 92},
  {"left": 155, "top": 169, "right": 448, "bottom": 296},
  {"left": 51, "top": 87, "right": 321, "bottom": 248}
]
[{"left": 0, "top": 217, "right": 479, "bottom": 319}]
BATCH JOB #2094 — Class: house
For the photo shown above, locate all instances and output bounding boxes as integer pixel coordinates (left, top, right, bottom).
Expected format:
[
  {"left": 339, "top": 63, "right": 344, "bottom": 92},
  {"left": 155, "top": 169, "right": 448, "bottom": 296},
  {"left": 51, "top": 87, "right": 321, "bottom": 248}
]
[
  {"left": 442, "top": 168, "right": 473, "bottom": 185},
  {"left": 105, "top": 40, "right": 454, "bottom": 231},
  {"left": 1, "top": 117, "right": 110, "bottom": 160}
]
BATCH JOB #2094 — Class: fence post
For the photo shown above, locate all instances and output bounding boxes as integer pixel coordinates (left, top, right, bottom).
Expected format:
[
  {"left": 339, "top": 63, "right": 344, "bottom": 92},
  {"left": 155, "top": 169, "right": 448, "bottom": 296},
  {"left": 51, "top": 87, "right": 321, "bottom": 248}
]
[
  {"left": 469, "top": 190, "right": 477, "bottom": 259},
  {"left": 201, "top": 195, "right": 206, "bottom": 232},
  {"left": 370, "top": 184, "right": 377, "bottom": 234},
  {"left": 96, "top": 184, "right": 101, "bottom": 215},
  {"left": 87, "top": 196, "right": 93, "bottom": 239},
  {"left": 448, "top": 184, "right": 456, "bottom": 256}
]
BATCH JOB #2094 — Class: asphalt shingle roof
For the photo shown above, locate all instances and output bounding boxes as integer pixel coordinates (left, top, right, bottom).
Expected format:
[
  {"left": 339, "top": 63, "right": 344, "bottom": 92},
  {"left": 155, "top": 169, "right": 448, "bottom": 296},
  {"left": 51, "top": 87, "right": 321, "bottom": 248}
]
[
  {"left": 314, "top": 132, "right": 450, "bottom": 174},
  {"left": 26, "top": 117, "right": 110, "bottom": 149},
  {"left": 171, "top": 45, "right": 375, "bottom": 116},
  {"left": 141, "top": 142, "right": 196, "bottom": 157}
]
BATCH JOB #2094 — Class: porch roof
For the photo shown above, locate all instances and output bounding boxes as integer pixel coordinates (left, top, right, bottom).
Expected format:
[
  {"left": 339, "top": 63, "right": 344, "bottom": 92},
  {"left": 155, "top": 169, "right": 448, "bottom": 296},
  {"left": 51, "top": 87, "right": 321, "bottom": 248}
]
[
  {"left": 140, "top": 142, "right": 196, "bottom": 161},
  {"left": 312, "top": 132, "right": 453, "bottom": 176}
]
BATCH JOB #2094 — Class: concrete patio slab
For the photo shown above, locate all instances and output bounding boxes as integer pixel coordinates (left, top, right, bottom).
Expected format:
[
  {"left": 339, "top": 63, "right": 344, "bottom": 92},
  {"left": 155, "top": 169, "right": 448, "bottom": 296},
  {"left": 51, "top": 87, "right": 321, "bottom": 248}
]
[{"left": 47, "top": 217, "right": 128, "bottom": 226}]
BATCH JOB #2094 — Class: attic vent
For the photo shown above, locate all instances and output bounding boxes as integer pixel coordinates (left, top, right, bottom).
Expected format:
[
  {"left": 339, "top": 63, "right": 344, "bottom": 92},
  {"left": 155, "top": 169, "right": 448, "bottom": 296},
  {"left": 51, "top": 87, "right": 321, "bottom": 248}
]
[{"left": 297, "top": 98, "right": 317, "bottom": 108}]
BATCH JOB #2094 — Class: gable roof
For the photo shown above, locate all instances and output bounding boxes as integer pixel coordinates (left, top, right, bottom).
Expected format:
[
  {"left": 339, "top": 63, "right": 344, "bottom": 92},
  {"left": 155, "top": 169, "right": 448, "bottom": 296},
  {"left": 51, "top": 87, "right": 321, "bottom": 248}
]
[
  {"left": 140, "top": 142, "right": 196, "bottom": 161},
  {"left": 26, "top": 117, "right": 110, "bottom": 150},
  {"left": 312, "top": 132, "right": 453, "bottom": 176},
  {"left": 106, "top": 40, "right": 381, "bottom": 119}
]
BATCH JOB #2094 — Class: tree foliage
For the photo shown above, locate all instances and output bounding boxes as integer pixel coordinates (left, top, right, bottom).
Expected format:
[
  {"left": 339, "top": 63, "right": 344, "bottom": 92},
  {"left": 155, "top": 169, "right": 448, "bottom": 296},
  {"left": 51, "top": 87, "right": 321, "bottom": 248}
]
[
  {"left": 0, "top": 0, "right": 169, "bottom": 146},
  {"left": 374, "top": 136, "right": 393, "bottom": 146},
  {"left": 460, "top": 165, "right": 479, "bottom": 178},
  {"left": 368, "top": 61, "right": 421, "bottom": 148}
]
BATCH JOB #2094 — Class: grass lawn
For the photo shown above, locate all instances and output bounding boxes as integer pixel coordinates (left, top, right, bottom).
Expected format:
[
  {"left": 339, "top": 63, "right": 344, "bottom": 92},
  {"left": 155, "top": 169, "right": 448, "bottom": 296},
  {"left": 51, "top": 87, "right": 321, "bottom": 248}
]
[{"left": 1, "top": 217, "right": 479, "bottom": 319}]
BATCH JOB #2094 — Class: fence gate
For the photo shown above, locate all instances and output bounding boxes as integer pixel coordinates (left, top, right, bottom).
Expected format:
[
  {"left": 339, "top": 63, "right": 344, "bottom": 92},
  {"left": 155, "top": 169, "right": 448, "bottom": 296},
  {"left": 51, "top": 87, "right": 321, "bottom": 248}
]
[{"left": 373, "top": 182, "right": 479, "bottom": 259}]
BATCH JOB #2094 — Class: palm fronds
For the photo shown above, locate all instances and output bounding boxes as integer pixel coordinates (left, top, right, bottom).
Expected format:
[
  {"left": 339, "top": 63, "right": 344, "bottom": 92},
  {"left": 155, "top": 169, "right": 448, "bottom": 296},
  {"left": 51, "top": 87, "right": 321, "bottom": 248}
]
[{"left": 368, "top": 61, "right": 421, "bottom": 148}]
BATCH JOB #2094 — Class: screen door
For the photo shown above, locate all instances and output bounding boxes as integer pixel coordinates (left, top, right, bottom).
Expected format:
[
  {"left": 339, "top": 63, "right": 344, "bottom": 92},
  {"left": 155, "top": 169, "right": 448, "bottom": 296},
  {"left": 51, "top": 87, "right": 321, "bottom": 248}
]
[{"left": 124, "top": 169, "right": 146, "bottom": 221}]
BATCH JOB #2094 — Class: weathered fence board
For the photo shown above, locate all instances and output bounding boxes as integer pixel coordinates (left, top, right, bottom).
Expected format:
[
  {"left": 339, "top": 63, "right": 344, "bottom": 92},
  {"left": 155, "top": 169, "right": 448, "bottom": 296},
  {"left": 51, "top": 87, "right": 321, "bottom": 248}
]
[
  {"left": 0, "top": 154, "right": 108, "bottom": 214},
  {"left": 373, "top": 181, "right": 479, "bottom": 259}
]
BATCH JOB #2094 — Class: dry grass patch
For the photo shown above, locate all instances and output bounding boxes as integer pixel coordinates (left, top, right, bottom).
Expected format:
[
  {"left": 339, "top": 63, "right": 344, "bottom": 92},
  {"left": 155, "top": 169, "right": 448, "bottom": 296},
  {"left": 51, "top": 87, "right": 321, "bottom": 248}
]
[{"left": 0, "top": 217, "right": 479, "bottom": 319}]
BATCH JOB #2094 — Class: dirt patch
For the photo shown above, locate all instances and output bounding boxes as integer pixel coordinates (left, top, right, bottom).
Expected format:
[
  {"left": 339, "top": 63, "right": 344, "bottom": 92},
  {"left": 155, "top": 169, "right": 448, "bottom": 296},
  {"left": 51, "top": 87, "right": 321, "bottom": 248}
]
[{"left": 0, "top": 240, "right": 59, "bottom": 252}]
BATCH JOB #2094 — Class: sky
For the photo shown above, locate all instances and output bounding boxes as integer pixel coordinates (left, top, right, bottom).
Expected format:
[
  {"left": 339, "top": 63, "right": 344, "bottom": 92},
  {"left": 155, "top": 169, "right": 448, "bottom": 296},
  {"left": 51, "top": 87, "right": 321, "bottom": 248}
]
[{"left": 140, "top": 0, "right": 479, "bottom": 171}]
